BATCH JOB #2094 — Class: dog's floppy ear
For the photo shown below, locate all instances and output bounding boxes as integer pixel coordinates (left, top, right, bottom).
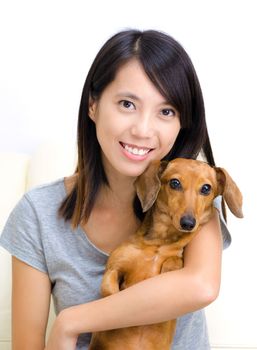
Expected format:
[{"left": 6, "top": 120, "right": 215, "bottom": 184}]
[
  {"left": 134, "top": 161, "right": 168, "bottom": 212},
  {"left": 215, "top": 167, "right": 243, "bottom": 218}
]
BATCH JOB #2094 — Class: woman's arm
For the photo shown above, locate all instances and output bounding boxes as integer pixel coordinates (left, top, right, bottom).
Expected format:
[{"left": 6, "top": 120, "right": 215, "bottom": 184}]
[
  {"left": 12, "top": 256, "right": 52, "bottom": 350},
  {"left": 46, "top": 210, "right": 222, "bottom": 349}
]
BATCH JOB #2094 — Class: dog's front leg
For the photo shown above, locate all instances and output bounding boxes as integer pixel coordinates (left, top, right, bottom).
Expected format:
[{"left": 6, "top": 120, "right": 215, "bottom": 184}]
[
  {"left": 101, "top": 243, "right": 133, "bottom": 297},
  {"left": 161, "top": 256, "right": 183, "bottom": 273},
  {"left": 101, "top": 268, "right": 122, "bottom": 297}
]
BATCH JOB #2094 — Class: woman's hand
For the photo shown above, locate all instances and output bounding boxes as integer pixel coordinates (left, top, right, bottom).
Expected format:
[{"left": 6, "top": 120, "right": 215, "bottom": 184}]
[{"left": 45, "top": 311, "right": 78, "bottom": 350}]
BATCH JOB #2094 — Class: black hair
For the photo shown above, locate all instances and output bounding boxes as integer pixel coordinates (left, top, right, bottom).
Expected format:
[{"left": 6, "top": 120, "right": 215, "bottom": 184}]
[{"left": 58, "top": 29, "right": 216, "bottom": 227}]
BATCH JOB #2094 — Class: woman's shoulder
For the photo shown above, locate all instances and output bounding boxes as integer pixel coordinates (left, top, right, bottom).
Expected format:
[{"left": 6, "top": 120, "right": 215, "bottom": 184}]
[
  {"left": 21, "top": 174, "right": 79, "bottom": 220},
  {"left": 0, "top": 177, "right": 70, "bottom": 273},
  {"left": 5, "top": 174, "right": 79, "bottom": 225},
  {"left": 0, "top": 178, "right": 66, "bottom": 229},
  {"left": 25, "top": 177, "right": 67, "bottom": 206}
]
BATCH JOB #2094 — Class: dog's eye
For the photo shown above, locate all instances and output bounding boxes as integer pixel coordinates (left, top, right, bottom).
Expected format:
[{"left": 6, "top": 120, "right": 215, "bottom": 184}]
[
  {"left": 169, "top": 178, "right": 182, "bottom": 190},
  {"left": 200, "top": 184, "right": 212, "bottom": 195}
]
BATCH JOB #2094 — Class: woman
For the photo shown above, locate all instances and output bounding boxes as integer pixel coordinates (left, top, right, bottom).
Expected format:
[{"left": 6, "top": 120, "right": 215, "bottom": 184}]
[{"left": 0, "top": 29, "right": 230, "bottom": 349}]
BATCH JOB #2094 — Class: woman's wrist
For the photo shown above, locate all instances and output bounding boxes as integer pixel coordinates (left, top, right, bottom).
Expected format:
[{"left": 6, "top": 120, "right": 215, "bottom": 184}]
[
  {"left": 45, "top": 308, "right": 79, "bottom": 350},
  {"left": 57, "top": 307, "right": 80, "bottom": 338}
]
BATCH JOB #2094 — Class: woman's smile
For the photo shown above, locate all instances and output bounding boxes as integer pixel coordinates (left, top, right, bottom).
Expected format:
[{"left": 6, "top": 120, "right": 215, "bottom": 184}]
[{"left": 119, "top": 142, "right": 154, "bottom": 160}]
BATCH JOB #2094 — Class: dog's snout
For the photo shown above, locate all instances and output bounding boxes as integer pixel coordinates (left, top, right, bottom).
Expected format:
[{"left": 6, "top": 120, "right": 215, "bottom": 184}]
[{"left": 180, "top": 215, "right": 196, "bottom": 231}]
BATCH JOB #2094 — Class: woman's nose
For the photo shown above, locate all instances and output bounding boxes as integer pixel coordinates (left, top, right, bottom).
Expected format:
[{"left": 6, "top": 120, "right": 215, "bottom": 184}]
[{"left": 131, "top": 114, "right": 155, "bottom": 138}]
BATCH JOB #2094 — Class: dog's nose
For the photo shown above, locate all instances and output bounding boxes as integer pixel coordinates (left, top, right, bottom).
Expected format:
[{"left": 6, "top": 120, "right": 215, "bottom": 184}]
[{"left": 180, "top": 215, "right": 196, "bottom": 231}]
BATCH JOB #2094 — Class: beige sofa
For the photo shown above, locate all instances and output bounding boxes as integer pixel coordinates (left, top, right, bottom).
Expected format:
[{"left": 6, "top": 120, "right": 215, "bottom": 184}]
[
  {"left": 0, "top": 140, "right": 77, "bottom": 349},
  {"left": 0, "top": 141, "right": 247, "bottom": 350}
]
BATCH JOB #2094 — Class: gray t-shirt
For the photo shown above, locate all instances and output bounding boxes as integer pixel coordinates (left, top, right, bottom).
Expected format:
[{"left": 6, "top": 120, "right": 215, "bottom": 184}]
[{"left": 0, "top": 178, "right": 231, "bottom": 349}]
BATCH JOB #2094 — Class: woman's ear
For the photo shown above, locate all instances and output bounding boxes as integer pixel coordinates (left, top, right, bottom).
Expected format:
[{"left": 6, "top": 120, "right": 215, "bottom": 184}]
[{"left": 88, "top": 96, "right": 97, "bottom": 121}]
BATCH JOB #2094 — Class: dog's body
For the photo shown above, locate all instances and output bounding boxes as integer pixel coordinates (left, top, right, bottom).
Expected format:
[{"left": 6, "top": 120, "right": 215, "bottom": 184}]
[{"left": 89, "top": 158, "right": 243, "bottom": 350}]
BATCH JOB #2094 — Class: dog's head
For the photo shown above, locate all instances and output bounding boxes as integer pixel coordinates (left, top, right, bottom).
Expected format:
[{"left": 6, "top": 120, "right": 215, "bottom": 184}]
[{"left": 134, "top": 158, "right": 243, "bottom": 232}]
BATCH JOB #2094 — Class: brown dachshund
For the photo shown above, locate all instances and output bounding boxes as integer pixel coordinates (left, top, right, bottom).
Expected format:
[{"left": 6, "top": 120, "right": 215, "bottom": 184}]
[{"left": 89, "top": 158, "right": 243, "bottom": 350}]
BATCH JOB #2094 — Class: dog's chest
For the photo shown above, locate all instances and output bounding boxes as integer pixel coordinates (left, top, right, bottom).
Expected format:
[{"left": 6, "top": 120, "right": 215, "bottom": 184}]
[{"left": 130, "top": 243, "right": 183, "bottom": 278}]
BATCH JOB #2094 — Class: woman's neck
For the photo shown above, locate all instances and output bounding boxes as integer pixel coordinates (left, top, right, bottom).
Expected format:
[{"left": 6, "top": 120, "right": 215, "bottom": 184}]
[
  {"left": 99, "top": 155, "right": 138, "bottom": 211},
  {"left": 97, "top": 176, "right": 136, "bottom": 212}
]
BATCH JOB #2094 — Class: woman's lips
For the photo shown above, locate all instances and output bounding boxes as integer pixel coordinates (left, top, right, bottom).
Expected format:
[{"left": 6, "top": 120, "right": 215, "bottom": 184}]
[{"left": 120, "top": 142, "right": 154, "bottom": 160}]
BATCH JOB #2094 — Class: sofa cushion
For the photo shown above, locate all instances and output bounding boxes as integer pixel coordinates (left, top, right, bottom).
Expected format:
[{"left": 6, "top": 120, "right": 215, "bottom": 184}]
[{"left": 0, "top": 152, "right": 30, "bottom": 347}]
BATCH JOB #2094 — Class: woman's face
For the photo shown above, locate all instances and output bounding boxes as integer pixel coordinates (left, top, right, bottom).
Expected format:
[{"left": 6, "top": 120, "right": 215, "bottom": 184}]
[{"left": 89, "top": 59, "right": 181, "bottom": 179}]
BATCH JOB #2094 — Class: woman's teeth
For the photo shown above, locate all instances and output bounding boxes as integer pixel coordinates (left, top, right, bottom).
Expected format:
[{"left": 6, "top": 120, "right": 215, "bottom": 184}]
[{"left": 124, "top": 144, "right": 151, "bottom": 156}]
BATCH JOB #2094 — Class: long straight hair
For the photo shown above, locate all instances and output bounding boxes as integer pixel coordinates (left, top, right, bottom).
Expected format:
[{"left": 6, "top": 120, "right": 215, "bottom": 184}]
[{"left": 58, "top": 29, "right": 218, "bottom": 228}]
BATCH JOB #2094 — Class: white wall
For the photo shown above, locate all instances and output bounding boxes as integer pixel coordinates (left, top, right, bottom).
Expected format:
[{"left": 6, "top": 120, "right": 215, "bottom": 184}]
[{"left": 0, "top": 0, "right": 256, "bottom": 349}]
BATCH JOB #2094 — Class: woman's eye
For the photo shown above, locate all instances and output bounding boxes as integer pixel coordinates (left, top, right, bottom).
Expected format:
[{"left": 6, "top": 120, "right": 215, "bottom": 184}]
[
  {"left": 161, "top": 108, "right": 175, "bottom": 117},
  {"left": 120, "top": 100, "right": 135, "bottom": 110}
]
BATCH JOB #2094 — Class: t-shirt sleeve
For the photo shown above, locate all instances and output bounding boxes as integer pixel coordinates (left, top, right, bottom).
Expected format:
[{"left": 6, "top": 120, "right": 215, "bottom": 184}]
[
  {"left": 0, "top": 194, "right": 48, "bottom": 273},
  {"left": 213, "top": 195, "right": 231, "bottom": 249}
]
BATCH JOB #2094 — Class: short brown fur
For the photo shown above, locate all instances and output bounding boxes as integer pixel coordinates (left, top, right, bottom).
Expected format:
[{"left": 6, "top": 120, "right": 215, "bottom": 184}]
[{"left": 89, "top": 158, "right": 243, "bottom": 350}]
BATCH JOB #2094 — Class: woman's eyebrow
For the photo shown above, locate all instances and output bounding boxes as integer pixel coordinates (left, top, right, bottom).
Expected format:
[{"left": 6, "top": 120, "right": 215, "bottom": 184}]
[
  {"left": 115, "top": 92, "right": 141, "bottom": 101},
  {"left": 115, "top": 92, "right": 171, "bottom": 106}
]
